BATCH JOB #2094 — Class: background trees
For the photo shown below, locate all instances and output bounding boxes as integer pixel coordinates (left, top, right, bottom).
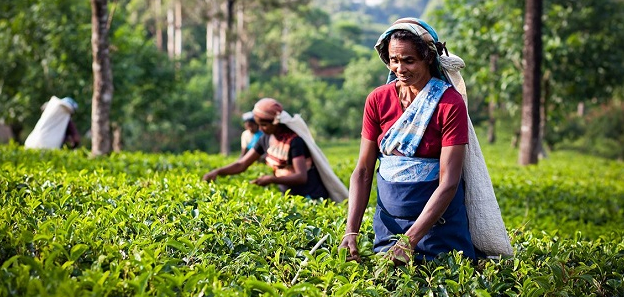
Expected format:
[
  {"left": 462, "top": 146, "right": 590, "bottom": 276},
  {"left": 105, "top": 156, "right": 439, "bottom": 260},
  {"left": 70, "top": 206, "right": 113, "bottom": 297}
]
[
  {"left": 0, "top": 0, "right": 93, "bottom": 141},
  {"left": 1, "top": 0, "right": 623, "bottom": 159},
  {"left": 428, "top": 0, "right": 624, "bottom": 160}
]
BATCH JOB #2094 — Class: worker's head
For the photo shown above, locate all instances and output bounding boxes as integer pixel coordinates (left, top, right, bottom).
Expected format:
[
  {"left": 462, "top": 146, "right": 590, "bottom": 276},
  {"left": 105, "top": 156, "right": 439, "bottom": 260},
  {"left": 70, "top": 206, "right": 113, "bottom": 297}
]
[
  {"left": 242, "top": 111, "right": 258, "bottom": 132},
  {"left": 252, "top": 98, "right": 283, "bottom": 135}
]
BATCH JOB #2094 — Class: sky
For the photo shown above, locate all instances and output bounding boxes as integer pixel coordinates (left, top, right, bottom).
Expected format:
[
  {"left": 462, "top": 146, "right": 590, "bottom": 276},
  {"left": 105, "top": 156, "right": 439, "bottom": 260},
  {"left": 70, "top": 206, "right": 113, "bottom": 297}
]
[{"left": 365, "top": 0, "right": 383, "bottom": 5}]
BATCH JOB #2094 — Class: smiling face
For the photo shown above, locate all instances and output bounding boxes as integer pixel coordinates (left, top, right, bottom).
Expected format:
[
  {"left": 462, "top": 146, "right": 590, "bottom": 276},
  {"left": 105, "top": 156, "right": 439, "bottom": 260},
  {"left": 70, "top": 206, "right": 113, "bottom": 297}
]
[{"left": 388, "top": 38, "right": 433, "bottom": 89}]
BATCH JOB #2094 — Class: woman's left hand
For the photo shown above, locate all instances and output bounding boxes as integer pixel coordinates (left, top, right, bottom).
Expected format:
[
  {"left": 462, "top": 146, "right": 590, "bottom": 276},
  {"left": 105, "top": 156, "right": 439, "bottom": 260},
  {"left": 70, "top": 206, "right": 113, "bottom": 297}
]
[
  {"left": 251, "top": 175, "right": 274, "bottom": 186},
  {"left": 386, "top": 242, "right": 413, "bottom": 266}
]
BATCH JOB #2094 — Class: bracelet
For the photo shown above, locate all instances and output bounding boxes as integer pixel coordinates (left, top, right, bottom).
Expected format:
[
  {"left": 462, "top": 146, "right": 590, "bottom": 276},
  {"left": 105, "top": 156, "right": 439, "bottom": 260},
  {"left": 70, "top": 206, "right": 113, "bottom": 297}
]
[{"left": 341, "top": 232, "right": 359, "bottom": 240}]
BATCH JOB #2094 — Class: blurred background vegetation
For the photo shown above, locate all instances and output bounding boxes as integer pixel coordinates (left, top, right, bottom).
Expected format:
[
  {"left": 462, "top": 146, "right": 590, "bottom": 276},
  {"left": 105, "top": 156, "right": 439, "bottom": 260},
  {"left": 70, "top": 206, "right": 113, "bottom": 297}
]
[{"left": 1, "top": 0, "right": 622, "bottom": 159}]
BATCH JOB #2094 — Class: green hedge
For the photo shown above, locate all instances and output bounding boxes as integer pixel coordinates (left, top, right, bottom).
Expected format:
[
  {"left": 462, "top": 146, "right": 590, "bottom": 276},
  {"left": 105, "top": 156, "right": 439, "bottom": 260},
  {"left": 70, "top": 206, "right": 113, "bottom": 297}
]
[{"left": 1, "top": 142, "right": 623, "bottom": 296}]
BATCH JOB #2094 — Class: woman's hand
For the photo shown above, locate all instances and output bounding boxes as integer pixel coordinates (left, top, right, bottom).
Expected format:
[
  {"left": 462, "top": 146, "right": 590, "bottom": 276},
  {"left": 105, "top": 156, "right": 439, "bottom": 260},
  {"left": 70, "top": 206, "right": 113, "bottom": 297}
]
[
  {"left": 202, "top": 171, "right": 218, "bottom": 182},
  {"left": 339, "top": 234, "right": 361, "bottom": 262},
  {"left": 385, "top": 241, "right": 413, "bottom": 266},
  {"left": 251, "top": 175, "right": 274, "bottom": 186}
]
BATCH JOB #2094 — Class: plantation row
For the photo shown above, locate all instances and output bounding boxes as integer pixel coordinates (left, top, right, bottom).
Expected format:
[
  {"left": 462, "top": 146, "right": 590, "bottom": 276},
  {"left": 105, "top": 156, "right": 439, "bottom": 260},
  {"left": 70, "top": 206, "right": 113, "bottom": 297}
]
[{"left": 1, "top": 142, "right": 623, "bottom": 296}]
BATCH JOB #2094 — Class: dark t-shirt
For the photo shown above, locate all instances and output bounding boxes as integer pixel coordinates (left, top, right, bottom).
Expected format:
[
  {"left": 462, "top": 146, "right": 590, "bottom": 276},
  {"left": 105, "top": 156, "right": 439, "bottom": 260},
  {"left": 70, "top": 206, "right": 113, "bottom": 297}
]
[{"left": 253, "top": 132, "right": 329, "bottom": 199}]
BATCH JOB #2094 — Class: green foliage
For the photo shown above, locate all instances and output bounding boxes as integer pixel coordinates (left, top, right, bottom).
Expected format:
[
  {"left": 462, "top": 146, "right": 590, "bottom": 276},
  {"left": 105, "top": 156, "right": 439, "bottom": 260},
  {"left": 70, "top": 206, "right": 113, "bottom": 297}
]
[
  {"left": 0, "top": 0, "right": 218, "bottom": 152},
  {"left": 0, "top": 0, "right": 92, "bottom": 128},
  {"left": 1, "top": 139, "right": 623, "bottom": 295},
  {"left": 203, "top": 0, "right": 624, "bottom": 150},
  {"left": 3, "top": 0, "right": 624, "bottom": 155},
  {"left": 329, "top": 53, "right": 389, "bottom": 138},
  {"left": 239, "top": 69, "right": 343, "bottom": 138},
  {"left": 429, "top": 0, "right": 624, "bottom": 128},
  {"left": 543, "top": 0, "right": 624, "bottom": 107},
  {"left": 552, "top": 100, "right": 624, "bottom": 160},
  {"left": 428, "top": 0, "right": 524, "bottom": 116}
]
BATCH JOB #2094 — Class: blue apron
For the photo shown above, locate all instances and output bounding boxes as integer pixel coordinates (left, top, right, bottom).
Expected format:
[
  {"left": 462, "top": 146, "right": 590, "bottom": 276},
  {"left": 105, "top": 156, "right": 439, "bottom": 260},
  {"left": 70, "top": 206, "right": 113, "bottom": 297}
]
[{"left": 373, "top": 173, "right": 475, "bottom": 261}]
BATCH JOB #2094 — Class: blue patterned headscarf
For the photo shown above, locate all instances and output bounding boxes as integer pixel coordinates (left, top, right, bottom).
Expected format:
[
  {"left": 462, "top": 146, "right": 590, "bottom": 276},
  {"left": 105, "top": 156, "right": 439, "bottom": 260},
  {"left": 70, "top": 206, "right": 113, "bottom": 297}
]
[{"left": 374, "top": 18, "right": 449, "bottom": 84}]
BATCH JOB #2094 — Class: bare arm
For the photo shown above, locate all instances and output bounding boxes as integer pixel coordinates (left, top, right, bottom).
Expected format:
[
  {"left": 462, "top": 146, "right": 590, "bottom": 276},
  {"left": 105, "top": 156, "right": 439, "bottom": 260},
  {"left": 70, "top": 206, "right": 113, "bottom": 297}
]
[
  {"left": 65, "top": 119, "right": 80, "bottom": 148},
  {"left": 239, "top": 148, "right": 249, "bottom": 159},
  {"left": 252, "top": 155, "right": 308, "bottom": 186},
  {"left": 339, "top": 138, "right": 378, "bottom": 261},
  {"left": 203, "top": 149, "right": 260, "bottom": 181}
]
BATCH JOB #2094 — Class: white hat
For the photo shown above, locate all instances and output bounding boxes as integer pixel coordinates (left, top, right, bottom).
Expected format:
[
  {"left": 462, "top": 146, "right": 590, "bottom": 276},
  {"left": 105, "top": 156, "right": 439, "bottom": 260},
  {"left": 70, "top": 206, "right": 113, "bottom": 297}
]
[
  {"left": 242, "top": 111, "right": 255, "bottom": 122},
  {"left": 60, "top": 97, "right": 78, "bottom": 113}
]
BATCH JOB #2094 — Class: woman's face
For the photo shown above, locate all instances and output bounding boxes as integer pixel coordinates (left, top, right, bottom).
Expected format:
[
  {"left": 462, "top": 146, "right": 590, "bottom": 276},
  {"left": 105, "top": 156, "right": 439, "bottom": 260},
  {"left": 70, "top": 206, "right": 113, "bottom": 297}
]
[
  {"left": 388, "top": 38, "right": 432, "bottom": 88},
  {"left": 244, "top": 121, "right": 259, "bottom": 133},
  {"left": 254, "top": 116, "right": 277, "bottom": 135}
]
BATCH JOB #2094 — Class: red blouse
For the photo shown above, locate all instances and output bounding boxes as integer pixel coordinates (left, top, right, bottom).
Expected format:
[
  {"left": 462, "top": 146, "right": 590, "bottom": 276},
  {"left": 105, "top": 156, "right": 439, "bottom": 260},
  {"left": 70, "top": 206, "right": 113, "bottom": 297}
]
[{"left": 361, "top": 82, "right": 469, "bottom": 159}]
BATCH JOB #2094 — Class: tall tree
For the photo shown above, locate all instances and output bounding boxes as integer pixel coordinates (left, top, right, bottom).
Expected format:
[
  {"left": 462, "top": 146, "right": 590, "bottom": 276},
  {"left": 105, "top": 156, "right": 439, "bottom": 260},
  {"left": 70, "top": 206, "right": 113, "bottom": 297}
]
[
  {"left": 428, "top": 0, "right": 524, "bottom": 144},
  {"left": 91, "top": 0, "right": 114, "bottom": 156},
  {"left": 519, "top": 0, "right": 542, "bottom": 165},
  {"left": 235, "top": 2, "right": 249, "bottom": 95},
  {"left": 0, "top": 0, "right": 93, "bottom": 142},
  {"left": 175, "top": 0, "right": 183, "bottom": 57},
  {"left": 429, "top": 0, "right": 624, "bottom": 154},
  {"left": 219, "top": 0, "right": 235, "bottom": 155},
  {"left": 154, "top": 0, "right": 163, "bottom": 50},
  {"left": 167, "top": 5, "right": 175, "bottom": 58}
]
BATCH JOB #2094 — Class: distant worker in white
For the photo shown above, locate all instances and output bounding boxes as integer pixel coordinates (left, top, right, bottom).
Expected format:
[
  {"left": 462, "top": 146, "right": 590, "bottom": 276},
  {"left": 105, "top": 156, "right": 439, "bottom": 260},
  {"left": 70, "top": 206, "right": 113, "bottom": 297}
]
[{"left": 25, "top": 96, "right": 81, "bottom": 149}]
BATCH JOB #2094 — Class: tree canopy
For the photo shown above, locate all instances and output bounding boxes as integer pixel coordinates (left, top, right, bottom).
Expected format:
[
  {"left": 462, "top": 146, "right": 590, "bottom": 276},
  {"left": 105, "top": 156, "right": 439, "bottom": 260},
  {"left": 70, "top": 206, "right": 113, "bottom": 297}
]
[{"left": 1, "top": 0, "right": 622, "bottom": 158}]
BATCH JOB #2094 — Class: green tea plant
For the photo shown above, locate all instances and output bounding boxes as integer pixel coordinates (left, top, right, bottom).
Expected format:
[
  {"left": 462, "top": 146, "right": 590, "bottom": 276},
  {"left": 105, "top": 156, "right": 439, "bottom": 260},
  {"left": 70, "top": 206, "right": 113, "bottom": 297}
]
[{"left": 1, "top": 142, "right": 623, "bottom": 296}]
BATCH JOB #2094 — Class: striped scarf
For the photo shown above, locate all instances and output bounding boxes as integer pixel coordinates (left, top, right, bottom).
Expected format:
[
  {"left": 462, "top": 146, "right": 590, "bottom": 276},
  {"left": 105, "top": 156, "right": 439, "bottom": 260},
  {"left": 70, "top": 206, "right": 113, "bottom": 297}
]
[{"left": 378, "top": 78, "right": 450, "bottom": 182}]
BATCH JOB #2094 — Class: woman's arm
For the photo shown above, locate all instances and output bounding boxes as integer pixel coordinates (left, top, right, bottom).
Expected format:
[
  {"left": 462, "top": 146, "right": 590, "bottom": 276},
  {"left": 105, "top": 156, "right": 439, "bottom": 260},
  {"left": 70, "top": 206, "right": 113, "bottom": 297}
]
[
  {"left": 239, "top": 148, "right": 249, "bottom": 159},
  {"left": 251, "top": 155, "right": 307, "bottom": 186},
  {"left": 65, "top": 119, "right": 80, "bottom": 148},
  {"left": 203, "top": 149, "right": 260, "bottom": 181},
  {"left": 340, "top": 137, "right": 378, "bottom": 261}
]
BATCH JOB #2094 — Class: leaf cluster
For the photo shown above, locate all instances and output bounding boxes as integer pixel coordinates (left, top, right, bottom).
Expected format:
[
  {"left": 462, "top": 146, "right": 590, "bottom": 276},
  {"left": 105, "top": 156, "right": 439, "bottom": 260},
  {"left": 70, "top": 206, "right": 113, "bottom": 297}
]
[{"left": 1, "top": 141, "right": 623, "bottom": 295}]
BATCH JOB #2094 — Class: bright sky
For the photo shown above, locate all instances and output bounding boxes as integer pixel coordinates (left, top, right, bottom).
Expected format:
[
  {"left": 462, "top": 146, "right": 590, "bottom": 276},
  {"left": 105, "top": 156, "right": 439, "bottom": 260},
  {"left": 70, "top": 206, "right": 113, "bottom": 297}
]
[{"left": 365, "top": 0, "right": 383, "bottom": 5}]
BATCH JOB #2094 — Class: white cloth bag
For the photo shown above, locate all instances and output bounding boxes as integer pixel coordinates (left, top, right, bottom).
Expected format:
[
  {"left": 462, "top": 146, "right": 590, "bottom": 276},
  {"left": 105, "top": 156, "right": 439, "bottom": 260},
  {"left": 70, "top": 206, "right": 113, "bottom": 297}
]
[
  {"left": 441, "top": 54, "right": 514, "bottom": 257},
  {"left": 24, "top": 96, "right": 74, "bottom": 149},
  {"left": 277, "top": 111, "right": 349, "bottom": 203}
]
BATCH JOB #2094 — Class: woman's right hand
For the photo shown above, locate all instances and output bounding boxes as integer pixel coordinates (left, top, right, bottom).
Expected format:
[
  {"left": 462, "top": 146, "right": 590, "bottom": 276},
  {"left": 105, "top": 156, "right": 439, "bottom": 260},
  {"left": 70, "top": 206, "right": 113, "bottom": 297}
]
[
  {"left": 339, "top": 235, "right": 361, "bottom": 262},
  {"left": 202, "top": 171, "right": 218, "bottom": 182}
]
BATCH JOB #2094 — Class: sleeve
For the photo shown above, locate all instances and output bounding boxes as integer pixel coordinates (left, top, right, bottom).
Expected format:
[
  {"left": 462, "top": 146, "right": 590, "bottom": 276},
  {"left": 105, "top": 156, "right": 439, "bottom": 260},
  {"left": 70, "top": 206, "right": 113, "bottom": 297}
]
[
  {"left": 241, "top": 131, "right": 249, "bottom": 149},
  {"left": 361, "top": 92, "right": 382, "bottom": 142},
  {"left": 439, "top": 90, "right": 469, "bottom": 147},
  {"left": 65, "top": 120, "right": 80, "bottom": 142},
  {"left": 288, "top": 137, "right": 309, "bottom": 159},
  {"left": 253, "top": 134, "right": 269, "bottom": 155}
]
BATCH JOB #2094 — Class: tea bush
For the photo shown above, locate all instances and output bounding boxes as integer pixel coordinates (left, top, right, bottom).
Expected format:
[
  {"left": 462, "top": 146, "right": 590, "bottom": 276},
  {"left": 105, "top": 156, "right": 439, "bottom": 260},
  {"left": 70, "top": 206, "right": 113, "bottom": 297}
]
[{"left": 1, "top": 141, "right": 623, "bottom": 296}]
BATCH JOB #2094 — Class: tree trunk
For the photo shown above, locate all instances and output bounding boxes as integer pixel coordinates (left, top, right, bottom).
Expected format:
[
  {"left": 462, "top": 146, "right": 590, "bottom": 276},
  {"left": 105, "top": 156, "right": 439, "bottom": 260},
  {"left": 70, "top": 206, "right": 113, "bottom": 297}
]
[
  {"left": 219, "top": 0, "right": 235, "bottom": 155},
  {"left": 112, "top": 122, "right": 123, "bottom": 152},
  {"left": 210, "top": 14, "right": 223, "bottom": 121},
  {"left": 91, "top": 0, "right": 113, "bottom": 156},
  {"left": 538, "top": 70, "right": 550, "bottom": 158},
  {"left": 235, "top": 2, "right": 248, "bottom": 96},
  {"left": 577, "top": 102, "right": 585, "bottom": 117},
  {"left": 167, "top": 7, "right": 174, "bottom": 58},
  {"left": 174, "top": 0, "right": 182, "bottom": 58},
  {"left": 280, "top": 24, "right": 289, "bottom": 76},
  {"left": 154, "top": 0, "right": 163, "bottom": 50},
  {"left": 518, "top": 0, "right": 542, "bottom": 165},
  {"left": 487, "top": 54, "right": 498, "bottom": 144},
  {"left": 207, "top": 1, "right": 223, "bottom": 152},
  {"left": 487, "top": 100, "right": 497, "bottom": 144}
]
